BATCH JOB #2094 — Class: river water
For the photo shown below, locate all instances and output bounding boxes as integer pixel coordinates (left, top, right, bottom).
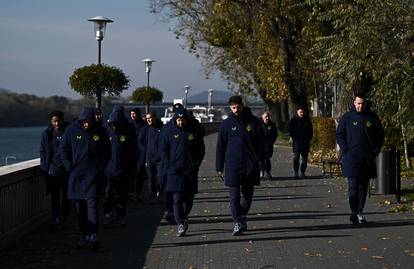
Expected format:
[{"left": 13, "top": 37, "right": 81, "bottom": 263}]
[{"left": 0, "top": 126, "right": 45, "bottom": 166}]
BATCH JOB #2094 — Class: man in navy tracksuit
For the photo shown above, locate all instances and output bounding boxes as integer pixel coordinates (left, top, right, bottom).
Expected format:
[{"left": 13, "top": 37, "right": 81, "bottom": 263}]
[
  {"left": 216, "top": 96, "right": 264, "bottom": 236},
  {"left": 288, "top": 106, "right": 313, "bottom": 179},
  {"left": 40, "top": 110, "right": 70, "bottom": 230},
  {"left": 60, "top": 107, "right": 110, "bottom": 250},
  {"left": 336, "top": 93, "right": 384, "bottom": 224},
  {"left": 141, "top": 112, "right": 164, "bottom": 203},
  {"left": 129, "top": 107, "right": 147, "bottom": 201},
  {"left": 259, "top": 112, "right": 278, "bottom": 179},
  {"left": 159, "top": 107, "right": 205, "bottom": 237},
  {"left": 104, "top": 109, "right": 137, "bottom": 227}
]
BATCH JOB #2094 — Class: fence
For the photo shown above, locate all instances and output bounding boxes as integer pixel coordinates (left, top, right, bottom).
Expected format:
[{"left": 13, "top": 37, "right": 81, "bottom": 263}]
[
  {"left": 0, "top": 159, "right": 49, "bottom": 249},
  {"left": 0, "top": 122, "right": 222, "bottom": 250}
]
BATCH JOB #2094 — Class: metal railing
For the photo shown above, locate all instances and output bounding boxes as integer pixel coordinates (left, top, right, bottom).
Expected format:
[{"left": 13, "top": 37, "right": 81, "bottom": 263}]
[{"left": 0, "top": 159, "right": 49, "bottom": 249}]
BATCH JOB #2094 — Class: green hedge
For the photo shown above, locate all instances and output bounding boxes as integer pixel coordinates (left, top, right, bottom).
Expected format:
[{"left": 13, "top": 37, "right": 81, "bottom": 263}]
[{"left": 311, "top": 117, "right": 336, "bottom": 149}]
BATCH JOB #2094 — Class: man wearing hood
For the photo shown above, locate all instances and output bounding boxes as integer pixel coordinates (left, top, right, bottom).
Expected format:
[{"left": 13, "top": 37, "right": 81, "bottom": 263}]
[
  {"left": 60, "top": 107, "right": 110, "bottom": 250},
  {"left": 103, "top": 108, "right": 137, "bottom": 227},
  {"left": 40, "top": 110, "right": 70, "bottom": 231},
  {"left": 159, "top": 107, "right": 205, "bottom": 237},
  {"left": 288, "top": 106, "right": 313, "bottom": 179},
  {"left": 129, "top": 107, "right": 147, "bottom": 201},
  {"left": 216, "top": 96, "right": 265, "bottom": 236},
  {"left": 336, "top": 92, "right": 384, "bottom": 224}
]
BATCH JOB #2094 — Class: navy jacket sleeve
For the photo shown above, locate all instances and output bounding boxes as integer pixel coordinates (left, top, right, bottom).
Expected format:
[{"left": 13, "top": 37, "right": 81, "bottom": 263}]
[
  {"left": 193, "top": 132, "right": 205, "bottom": 168},
  {"left": 336, "top": 114, "right": 348, "bottom": 154},
  {"left": 39, "top": 129, "right": 49, "bottom": 172},
  {"left": 59, "top": 127, "right": 73, "bottom": 172},
  {"left": 159, "top": 127, "right": 170, "bottom": 172},
  {"left": 137, "top": 125, "right": 147, "bottom": 166},
  {"left": 215, "top": 123, "right": 227, "bottom": 172}
]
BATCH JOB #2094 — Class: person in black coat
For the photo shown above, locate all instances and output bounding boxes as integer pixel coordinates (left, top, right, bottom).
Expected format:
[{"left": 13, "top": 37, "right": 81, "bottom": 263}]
[
  {"left": 103, "top": 109, "right": 137, "bottom": 227},
  {"left": 216, "top": 96, "right": 265, "bottom": 236},
  {"left": 159, "top": 107, "right": 205, "bottom": 237},
  {"left": 141, "top": 112, "right": 164, "bottom": 204},
  {"left": 259, "top": 112, "right": 278, "bottom": 179},
  {"left": 129, "top": 107, "right": 147, "bottom": 201},
  {"left": 40, "top": 110, "right": 70, "bottom": 230},
  {"left": 288, "top": 106, "right": 313, "bottom": 179},
  {"left": 336, "top": 93, "right": 384, "bottom": 224},
  {"left": 59, "top": 107, "right": 110, "bottom": 250}
]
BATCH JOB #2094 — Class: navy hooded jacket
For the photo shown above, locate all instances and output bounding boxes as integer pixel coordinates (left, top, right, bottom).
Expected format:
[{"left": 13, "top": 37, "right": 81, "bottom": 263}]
[
  {"left": 140, "top": 119, "right": 163, "bottom": 164},
  {"left": 129, "top": 107, "right": 147, "bottom": 168},
  {"left": 105, "top": 110, "right": 137, "bottom": 180},
  {"left": 40, "top": 122, "right": 69, "bottom": 176},
  {"left": 336, "top": 107, "right": 384, "bottom": 178},
  {"left": 216, "top": 108, "right": 265, "bottom": 186},
  {"left": 260, "top": 118, "right": 278, "bottom": 158},
  {"left": 59, "top": 107, "right": 111, "bottom": 199},
  {"left": 288, "top": 115, "right": 313, "bottom": 153},
  {"left": 159, "top": 115, "right": 205, "bottom": 193}
]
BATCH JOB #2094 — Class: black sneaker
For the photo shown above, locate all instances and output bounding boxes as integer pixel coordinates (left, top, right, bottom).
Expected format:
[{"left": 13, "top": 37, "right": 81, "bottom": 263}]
[
  {"left": 103, "top": 214, "right": 112, "bottom": 229},
  {"left": 50, "top": 218, "right": 64, "bottom": 231},
  {"left": 232, "top": 223, "right": 243, "bottom": 236},
  {"left": 164, "top": 212, "right": 176, "bottom": 225},
  {"left": 349, "top": 214, "right": 358, "bottom": 225},
  {"left": 89, "top": 234, "right": 100, "bottom": 251},
  {"left": 76, "top": 235, "right": 90, "bottom": 249}
]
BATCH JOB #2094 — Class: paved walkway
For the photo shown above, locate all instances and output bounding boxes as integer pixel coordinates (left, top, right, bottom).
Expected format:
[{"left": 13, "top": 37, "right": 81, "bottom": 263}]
[{"left": 1, "top": 133, "right": 414, "bottom": 269}]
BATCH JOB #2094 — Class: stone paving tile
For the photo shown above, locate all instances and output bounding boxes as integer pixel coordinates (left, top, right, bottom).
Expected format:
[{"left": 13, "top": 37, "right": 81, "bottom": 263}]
[{"left": 1, "top": 133, "right": 413, "bottom": 269}]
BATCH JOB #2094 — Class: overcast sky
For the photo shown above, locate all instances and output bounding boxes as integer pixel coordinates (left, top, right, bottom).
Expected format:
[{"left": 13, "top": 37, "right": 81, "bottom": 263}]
[{"left": 0, "top": 0, "right": 229, "bottom": 102}]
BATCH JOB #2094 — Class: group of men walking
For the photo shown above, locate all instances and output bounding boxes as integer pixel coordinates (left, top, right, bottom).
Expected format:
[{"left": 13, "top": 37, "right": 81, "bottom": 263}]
[{"left": 40, "top": 92, "right": 384, "bottom": 249}]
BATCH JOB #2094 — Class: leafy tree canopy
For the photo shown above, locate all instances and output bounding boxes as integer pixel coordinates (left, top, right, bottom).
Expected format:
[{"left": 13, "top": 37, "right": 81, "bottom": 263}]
[
  {"left": 68, "top": 64, "right": 130, "bottom": 97},
  {"left": 131, "top": 86, "right": 163, "bottom": 104}
]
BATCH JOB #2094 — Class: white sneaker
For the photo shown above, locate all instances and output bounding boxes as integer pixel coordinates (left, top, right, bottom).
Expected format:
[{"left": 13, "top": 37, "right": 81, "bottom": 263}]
[
  {"left": 177, "top": 224, "right": 186, "bottom": 237},
  {"left": 232, "top": 222, "right": 243, "bottom": 236},
  {"left": 357, "top": 214, "right": 367, "bottom": 224}
]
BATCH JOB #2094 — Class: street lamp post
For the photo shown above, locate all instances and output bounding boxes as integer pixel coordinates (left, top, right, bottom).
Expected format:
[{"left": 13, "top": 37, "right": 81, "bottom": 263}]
[
  {"left": 208, "top": 89, "right": 213, "bottom": 120},
  {"left": 88, "top": 16, "right": 113, "bottom": 109},
  {"left": 184, "top": 85, "right": 190, "bottom": 108},
  {"left": 142, "top": 58, "right": 155, "bottom": 113}
]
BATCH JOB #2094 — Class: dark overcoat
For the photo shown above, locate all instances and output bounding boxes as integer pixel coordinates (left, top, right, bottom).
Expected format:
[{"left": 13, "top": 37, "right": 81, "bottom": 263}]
[
  {"left": 40, "top": 122, "right": 69, "bottom": 175},
  {"left": 336, "top": 107, "right": 384, "bottom": 178},
  {"left": 159, "top": 119, "right": 205, "bottom": 193},
  {"left": 129, "top": 109, "right": 147, "bottom": 169},
  {"left": 141, "top": 119, "right": 163, "bottom": 165},
  {"left": 216, "top": 109, "right": 264, "bottom": 187},
  {"left": 288, "top": 116, "right": 313, "bottom": 153},
  {"left": 105, "top": 111, "right": 137, "bottom": 181},
  {"left": 60, "top": 108, "right": 110, "bottom": 199},
  {"left": 260, "top": 119, "right": 278, "bottom": 158}
]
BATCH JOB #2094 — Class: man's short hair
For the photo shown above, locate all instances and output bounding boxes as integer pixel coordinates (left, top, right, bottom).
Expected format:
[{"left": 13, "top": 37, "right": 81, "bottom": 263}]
[
  {"left": 296, "top": 106, "right": 304, "bottom": 111},
  {"left": 355, "top": 92, "right": 366, "bottom": 99},
  {"left": 50, "top": 110, "right": 64, "bottom": 119},
  {"left": 228, "top": 95, "right": 243, "bottom": 105}
]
